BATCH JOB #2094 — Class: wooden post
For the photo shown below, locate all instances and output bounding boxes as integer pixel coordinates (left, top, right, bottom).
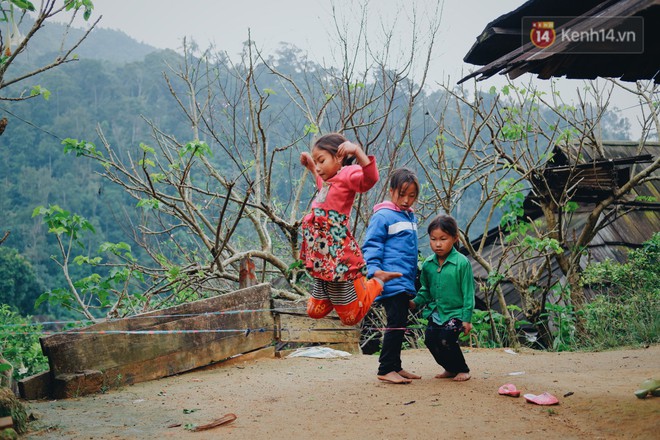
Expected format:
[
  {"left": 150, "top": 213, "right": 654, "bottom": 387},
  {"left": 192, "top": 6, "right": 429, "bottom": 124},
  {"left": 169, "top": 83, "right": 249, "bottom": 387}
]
[{"left": 239, "top": 256, "right": 257, "bottom": 289}]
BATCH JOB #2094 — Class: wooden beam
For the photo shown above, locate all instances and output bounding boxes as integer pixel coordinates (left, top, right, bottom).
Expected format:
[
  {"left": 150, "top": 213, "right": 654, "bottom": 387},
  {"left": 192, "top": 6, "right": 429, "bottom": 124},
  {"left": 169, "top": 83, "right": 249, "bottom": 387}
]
[
  {"left": 39, "top": 284, "right": 274, "bottom": 389},
  {"left": 276, "top": 313, "right": 359, "bottom": 344},
  {"left": 51, "top": 370, "right": 104, "bottom": 399},
  {"left": 18, "top": 371, "right": 51, "bottom": 401},
  {"left": 0, "top": 416, "right": 13, "bottom": 430}
]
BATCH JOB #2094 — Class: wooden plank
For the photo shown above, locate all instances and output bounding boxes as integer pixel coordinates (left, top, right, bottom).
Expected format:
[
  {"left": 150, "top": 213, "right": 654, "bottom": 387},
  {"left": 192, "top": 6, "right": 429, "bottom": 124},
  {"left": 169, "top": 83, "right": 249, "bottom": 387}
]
[
  {"left": 0, "top": 416, "right": 12, "bottom": 430},
  {"left": 43, "top": 308, "right": 273, "bottom": 375},
  {"left": 40, "top": 284, "right": 274, "bottom": 383},
  {"left": 328, "top": 342, "right": 361, "bottom": 354},
  {"left": 42, "top": 284, "right": 272, "bottom": 347},
  {"left": 41, "top": 283, "right": 271, "bottom": 349},
  {"left": 18, "top": 371, "right": 51, "bottom": 400},
  {"left": 90, "top": 330, "right": 273, "bottom": 387},
  {"left": 51, "top": 370, "right": 104, "bottom": 399},
  {"left": 276, "top": 313, "right": 359, "bottom": 344},
  {"left": 273, "top": 298, "right": 316, "bottom": 316}
]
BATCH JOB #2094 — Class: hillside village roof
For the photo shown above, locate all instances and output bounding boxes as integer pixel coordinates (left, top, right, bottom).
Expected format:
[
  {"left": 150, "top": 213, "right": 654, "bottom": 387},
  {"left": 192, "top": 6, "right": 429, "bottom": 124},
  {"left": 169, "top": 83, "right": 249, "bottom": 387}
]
[
  {"left": 459, "top": 0, "right": 660, "bottom": 84},
  {"left": 468, "top": 141, "right": 660, "bottom": 311}
]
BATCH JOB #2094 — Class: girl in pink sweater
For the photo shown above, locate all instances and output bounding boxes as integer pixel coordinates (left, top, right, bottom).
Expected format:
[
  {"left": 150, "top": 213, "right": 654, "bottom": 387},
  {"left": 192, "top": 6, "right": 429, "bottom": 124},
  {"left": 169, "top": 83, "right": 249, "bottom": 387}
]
[{"left": 299, "top": 133, "right": 401, "bottom": 325}]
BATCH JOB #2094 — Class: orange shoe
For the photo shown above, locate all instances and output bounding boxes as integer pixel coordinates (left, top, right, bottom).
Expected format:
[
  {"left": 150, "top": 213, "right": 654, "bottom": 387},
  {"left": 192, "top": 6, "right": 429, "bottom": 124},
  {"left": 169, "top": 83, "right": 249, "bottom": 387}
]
[
  {"left": 307, "top": 297, "right": 333, "bottom": 319},
  {"left": 333, "top": 276, "right": 383, "bottom": 325}
]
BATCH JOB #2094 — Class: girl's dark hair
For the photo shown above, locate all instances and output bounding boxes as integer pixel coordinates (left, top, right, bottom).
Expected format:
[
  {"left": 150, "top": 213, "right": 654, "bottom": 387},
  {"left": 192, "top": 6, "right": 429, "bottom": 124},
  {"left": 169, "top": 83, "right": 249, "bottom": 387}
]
[
  {"left": 313, "top": 133, "right": 356, "bottom": 166},
  {"left": 389, "top": 167, "right": 419, "bottom": 194},
  {"left": 427, "top": 214, "right": 459, "bottom": 238}
]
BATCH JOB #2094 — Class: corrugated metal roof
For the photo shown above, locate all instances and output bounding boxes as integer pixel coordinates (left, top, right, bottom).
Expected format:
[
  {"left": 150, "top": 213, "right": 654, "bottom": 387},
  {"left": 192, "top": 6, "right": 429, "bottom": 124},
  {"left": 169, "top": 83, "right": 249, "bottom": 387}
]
[{"left": 460, "top": 0, "right": 660, "bottom": 84}]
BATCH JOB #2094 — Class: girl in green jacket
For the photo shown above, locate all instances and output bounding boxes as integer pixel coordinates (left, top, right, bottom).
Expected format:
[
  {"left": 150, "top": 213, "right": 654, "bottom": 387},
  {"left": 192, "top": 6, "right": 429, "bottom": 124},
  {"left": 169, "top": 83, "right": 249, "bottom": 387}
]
[{"left": 410, "top": 214, "right": 475, "bottom": 381}]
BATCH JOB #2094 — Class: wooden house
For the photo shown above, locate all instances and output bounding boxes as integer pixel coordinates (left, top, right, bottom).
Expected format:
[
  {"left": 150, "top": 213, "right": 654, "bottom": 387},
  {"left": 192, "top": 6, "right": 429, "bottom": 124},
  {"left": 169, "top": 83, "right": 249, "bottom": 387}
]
[
  {"left": 468, "top": 140, "right": 660, "bottom": 312},
  {"left": 458, "top": 0, "right": 659, "bottom": 312}
]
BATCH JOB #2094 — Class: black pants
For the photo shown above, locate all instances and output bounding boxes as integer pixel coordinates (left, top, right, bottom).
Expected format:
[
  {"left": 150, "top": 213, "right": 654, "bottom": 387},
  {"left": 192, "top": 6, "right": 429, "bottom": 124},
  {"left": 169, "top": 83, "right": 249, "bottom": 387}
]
[
  {"left": 377, "top": 293, "right": 410, "bottom": 375},
  {"left": 425, "top": 318, "right": 470, "bottom": 374}
]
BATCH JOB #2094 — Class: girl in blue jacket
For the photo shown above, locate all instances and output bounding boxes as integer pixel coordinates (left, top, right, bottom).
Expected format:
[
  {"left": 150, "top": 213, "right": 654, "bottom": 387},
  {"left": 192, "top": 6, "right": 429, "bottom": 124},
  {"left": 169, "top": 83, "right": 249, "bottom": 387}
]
[{"left": 362, "top": 168, "right": 421, "bottom": 384}]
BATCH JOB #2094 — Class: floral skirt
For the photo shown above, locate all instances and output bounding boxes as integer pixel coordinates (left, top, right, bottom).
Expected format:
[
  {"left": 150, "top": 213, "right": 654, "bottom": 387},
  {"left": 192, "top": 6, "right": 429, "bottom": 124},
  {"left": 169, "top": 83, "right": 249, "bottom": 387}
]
[{"left": 300, "top": 207, "right": 367, "bottom": 282}]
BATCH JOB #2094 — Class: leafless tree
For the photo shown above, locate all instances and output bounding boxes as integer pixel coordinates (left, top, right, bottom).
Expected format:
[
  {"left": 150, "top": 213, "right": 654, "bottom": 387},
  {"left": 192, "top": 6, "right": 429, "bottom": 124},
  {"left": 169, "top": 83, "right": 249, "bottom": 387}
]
[{"left": 61, "top": 1, "right": 444, "bottom": 317}]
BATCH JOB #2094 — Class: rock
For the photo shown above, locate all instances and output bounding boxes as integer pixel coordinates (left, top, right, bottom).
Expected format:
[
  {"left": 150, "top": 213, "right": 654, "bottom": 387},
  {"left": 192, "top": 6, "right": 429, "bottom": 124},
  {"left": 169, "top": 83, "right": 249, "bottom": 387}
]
[{"left": 0, "top": 388, "right": 27, "bottom": 434}]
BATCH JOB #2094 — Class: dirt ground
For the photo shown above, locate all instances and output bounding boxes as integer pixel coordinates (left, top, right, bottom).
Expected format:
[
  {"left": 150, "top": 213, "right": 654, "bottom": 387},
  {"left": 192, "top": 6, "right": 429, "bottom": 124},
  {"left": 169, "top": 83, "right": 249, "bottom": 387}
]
[{"left": 23, "top": 344, "right": 659, "bottom": 440}]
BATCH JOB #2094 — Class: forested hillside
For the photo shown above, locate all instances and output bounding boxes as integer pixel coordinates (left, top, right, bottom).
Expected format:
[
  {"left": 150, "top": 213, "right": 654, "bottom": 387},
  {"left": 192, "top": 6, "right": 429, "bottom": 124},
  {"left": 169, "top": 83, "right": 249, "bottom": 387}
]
[{"left": 1, "top": 18, "right": 190, "bottom": 315}]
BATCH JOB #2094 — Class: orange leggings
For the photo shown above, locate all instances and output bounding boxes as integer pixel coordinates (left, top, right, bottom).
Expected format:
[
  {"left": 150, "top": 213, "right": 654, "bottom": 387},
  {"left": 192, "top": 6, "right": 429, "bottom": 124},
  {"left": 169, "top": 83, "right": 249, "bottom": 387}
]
[{"left": 306, "top": 276, "right": 383, "bottom": 326}]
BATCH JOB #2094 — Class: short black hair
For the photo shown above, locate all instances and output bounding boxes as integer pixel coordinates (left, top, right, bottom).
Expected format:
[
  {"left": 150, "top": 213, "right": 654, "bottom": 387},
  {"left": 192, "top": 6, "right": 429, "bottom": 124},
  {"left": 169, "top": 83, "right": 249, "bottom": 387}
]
[
  {"left": 427, "top": 214, "right": 458, "bottom": 237},
  {"left": 389, "top": 167, "right": 419, "bottom": 195},
  {"left": 312, "top": 133, "right": 355, "bottom": 166}
]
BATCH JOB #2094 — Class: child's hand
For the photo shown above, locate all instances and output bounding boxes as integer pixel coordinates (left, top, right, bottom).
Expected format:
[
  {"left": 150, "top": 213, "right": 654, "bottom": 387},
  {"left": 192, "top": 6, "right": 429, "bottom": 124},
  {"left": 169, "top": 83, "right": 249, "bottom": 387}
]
[
  {"left": 408, "top": 300, "right": 416, "bottom": 310},
  {"left": 338, "top": 141, "right": 370, "bottom": 166},
  {"left": 337, "top": 141, "right": 360, "bottom": 158},
  {"left": 300, "top": 152, "right": 314, "bottom": 171},
  {"left": 461, "top": 322, "right": 472, "bottom": 335}
]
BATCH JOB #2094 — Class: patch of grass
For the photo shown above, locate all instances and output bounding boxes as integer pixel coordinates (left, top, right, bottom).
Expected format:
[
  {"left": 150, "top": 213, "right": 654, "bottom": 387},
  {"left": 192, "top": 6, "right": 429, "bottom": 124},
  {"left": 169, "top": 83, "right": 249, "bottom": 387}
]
[{"left": 579, "top": 233, "right": 660, "bottom": 350}]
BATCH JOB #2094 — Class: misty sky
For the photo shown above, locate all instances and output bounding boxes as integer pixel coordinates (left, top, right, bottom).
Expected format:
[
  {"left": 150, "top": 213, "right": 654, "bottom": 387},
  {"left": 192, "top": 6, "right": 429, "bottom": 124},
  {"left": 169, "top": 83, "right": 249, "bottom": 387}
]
[
  {"left": 69, "top": 0, "right": 642, "bottom": 136},
  {"left": 83, "top": 0, "right": 525, "bottom": 86}
]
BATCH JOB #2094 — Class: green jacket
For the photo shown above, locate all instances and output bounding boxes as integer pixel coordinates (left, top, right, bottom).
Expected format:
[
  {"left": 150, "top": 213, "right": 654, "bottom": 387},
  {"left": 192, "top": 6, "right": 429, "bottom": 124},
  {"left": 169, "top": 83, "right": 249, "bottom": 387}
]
[{"left": 412, "top": 247, "right": 475, "bottom": 324}]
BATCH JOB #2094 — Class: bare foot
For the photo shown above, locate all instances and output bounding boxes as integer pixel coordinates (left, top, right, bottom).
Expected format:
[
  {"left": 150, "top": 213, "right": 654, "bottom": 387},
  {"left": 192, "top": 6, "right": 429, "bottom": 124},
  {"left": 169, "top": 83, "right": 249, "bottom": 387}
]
[
  {"left": 377, "top": 371, "right": 412, "bottom": 384},
  {"left": 453, "top": 372, "right": 471, "bottom": 381},
  {"left": 434, "top": 370, "right": 456, "bottom": 379},
  {"left": 373, "top": 270, "right": 403, "bottom": 283},
  {"left": 398, "top": 369, "right": 421, "bottom": 380}
]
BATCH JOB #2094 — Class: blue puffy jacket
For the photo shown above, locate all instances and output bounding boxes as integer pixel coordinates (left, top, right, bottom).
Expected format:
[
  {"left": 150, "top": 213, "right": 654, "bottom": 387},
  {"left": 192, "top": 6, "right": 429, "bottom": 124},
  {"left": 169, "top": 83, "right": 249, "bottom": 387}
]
[{"left": 362, "top": 201, "right": 418, "bottom": 299}]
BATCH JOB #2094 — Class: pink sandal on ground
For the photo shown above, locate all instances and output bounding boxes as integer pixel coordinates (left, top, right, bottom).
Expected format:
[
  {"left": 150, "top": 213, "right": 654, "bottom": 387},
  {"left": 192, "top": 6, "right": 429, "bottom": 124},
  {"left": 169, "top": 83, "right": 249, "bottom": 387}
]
[
  {"left": 524, "top": 392, "right": 559, "bottom": 405},
  {"left": 498, "top": 383, "right": 521, "bottom": 397}
]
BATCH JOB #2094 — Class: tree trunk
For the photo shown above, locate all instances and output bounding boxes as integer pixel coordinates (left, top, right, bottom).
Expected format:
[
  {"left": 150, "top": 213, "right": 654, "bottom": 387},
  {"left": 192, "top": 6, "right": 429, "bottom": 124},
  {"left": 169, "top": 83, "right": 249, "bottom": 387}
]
[{"left": 495, "top": 287, "right": 519, "bottom": 348}]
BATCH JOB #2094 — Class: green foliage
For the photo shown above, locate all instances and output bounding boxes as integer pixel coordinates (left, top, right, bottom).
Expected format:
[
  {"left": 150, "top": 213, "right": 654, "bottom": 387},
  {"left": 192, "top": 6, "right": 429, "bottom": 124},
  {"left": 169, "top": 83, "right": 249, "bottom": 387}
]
[
  {"left": 497, "top": 178, "right": 562, "bottom": 257},
  {"left": 497, "top": 178, "right": 526, "bottom": 231},
  {"left": 486, "top": 270, "right": 505, "bottom": 288},
  {"left": 32, "top": 206, "right": 147, "bottom": 317},
  {"left": 136, "top": 198, "right": 161, "bottom": 210},
  {"left": 557, "top": 127, "right": 579, "bottom": 144},
  {"left": 0, "top": 305, "right": 49, "bottom": 381},
  {"left": 579, "top": 232, "right": 660, "bottom": 349},
  {"left": 304, "top": 123, "right": 319, "bottom": 135},
  {"left": 286, "top": 259, "right": 312, "bottom": 285},
  {"left": 5, "top": 0, "right": 35, "bottom": 12},
  {"left": 519, "top": 235, "right": 563, "bottom": 255},
  {"left": 538, "top": 299, "right": 579, "bottom": 352},
  {"left": 0, "top": 247, "right": 44, "bottom": 315},
  {"left": 465, "top": 309, "right": 506, "bottom": 348},
  {"left": 32, "top": 204, "right": 95, "bottom": 244},
  {"left": 180, "top": 140, "right": 212, "bottom": 158},
  {"left": 29, "top": 85, "right": 50, "bottom": 100},
  {"left": 62, "top": 138, "right": 104, "bottom": 158},
  {"left": 462, "top": 305, "right": 530, "bottom": 348},
  {"left": 65, "top": 0, "right": 94, "bottom": 21}
]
